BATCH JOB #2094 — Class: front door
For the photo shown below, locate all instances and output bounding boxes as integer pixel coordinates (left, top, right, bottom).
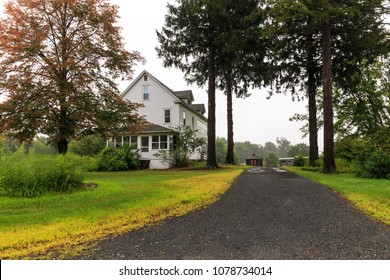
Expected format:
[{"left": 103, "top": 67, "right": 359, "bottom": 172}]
[{"left": 141, "top": 136, "right": 149, "bottom": 159}]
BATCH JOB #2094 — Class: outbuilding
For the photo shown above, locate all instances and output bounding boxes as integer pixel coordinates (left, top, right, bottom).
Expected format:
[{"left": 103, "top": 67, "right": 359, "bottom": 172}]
[{"left": 246, "top": 154, "right": 263, "bottom": 166}]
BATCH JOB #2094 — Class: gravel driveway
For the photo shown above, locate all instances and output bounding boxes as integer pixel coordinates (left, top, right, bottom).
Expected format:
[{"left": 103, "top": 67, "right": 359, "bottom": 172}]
[{"left": 77, "top": 167, "right": 390, "bottom": 260}]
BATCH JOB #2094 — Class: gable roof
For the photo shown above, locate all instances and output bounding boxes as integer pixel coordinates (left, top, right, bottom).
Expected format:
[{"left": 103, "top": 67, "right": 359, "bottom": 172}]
[
  {"left": 247, "top": 154, "right": 263, "bottom": 160},
  {"left": 122, "top": 70, "right": 207, "bottom": 120},
  {"left": 122, "top": 70, "right": 193, "bottom": 103}
]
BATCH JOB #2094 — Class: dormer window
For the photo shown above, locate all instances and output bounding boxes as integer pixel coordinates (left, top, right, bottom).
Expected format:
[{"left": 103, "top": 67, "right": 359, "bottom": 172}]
[{"left": 143, "top": 86, "right": 150, "bottom": 100}]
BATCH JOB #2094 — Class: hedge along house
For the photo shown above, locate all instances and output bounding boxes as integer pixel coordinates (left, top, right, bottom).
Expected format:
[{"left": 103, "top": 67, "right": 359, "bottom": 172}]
[{"left": 107, "top": 70, "right": 208, "bottom": 169}]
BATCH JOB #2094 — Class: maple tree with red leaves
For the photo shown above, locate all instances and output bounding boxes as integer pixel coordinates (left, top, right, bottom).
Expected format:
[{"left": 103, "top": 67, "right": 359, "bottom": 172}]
[{"left": 0, "top": 0, "right": 145, "bottom": 153}]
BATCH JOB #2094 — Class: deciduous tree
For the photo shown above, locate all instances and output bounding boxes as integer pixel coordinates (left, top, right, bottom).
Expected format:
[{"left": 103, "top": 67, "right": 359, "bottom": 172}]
[{"left": 0, "top": 0, "right": 145, "bottom": 154}]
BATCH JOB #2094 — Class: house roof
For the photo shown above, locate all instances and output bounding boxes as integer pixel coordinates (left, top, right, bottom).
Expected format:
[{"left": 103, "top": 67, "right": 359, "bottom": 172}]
[
  {"left": 247, "top": 154, "right": 263, "bottom": 160},
  {"left": 122, "top": 70, "right": 207, "bottom": 120},
  {"left": 173, "top": 90, "right": 194, "bottom": 103},
  {"left": 190, "top": 104, "right": 206, "bottom": 115},
  {"left": 142, "top": 123, "right": 175, "bottom": 134}
]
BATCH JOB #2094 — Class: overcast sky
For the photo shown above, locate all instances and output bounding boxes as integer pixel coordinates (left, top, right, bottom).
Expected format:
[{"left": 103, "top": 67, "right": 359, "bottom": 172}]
[{"left": 0, "top": 0, "right": 320, "bottom": 149}]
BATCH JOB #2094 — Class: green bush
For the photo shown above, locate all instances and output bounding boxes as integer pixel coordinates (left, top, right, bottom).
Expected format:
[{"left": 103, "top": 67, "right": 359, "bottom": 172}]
[
  {"left": 335, "top": 136, "right": 367, "bottom": 162},
  {"left": 69, "top": 134, "right": 106, "bottom": 156},
  {"left": 78, "top": 156, "right": 99, "bottom": 172},
  {"left": 335, "top": 158, "right": 358, "bottom": 174},
  {"left": 0, "top": 153, "right": 86, "bottom": 197},
  {"left": 293, "top": 155, "right": 305, "bottom": 167},
  {"left": 357, "top": 148, "right": 390, "bottom": 179},
  {"left": 97, "top": 146, "right": 140, "bottom": 172},
  {"left": 264, "top": 152, "right": 279, "bottom": 167}
]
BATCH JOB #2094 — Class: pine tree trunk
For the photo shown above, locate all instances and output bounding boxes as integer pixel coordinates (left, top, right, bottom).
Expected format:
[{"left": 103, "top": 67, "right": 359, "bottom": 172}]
[
  {"left": 206, "top": 46, "right": 219, "bottom": 169},
  {"left": 307, "top": 33, "right": 319, "bottom": 167},
  {"left": 322, "top": 18, "right": 336, "bottom": 173},
  {"left": 225, "top": 75, "right": 235, "bottom": 164}
]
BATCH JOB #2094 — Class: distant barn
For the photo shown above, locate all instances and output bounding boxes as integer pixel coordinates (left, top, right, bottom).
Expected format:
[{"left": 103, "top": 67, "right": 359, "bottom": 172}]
[{"left": 246, "top": 154, "right": 263, "bottom": 166}]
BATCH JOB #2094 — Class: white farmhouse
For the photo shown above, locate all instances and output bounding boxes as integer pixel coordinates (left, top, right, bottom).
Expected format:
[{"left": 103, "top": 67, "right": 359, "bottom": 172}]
[{"left": 107, "top": 70, "right": 207, "bottom": 169}]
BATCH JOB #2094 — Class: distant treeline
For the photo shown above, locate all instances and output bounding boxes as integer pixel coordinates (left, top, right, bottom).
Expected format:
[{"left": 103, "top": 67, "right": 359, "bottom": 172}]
[{"left": 216, "top": 137, "right": 309, "bottom": 164}]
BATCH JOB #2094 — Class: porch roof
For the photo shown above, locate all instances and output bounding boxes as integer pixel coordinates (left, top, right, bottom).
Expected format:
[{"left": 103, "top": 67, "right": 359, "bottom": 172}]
[{"left": 141, "top": 123, "right": 175, "bottom": 134}]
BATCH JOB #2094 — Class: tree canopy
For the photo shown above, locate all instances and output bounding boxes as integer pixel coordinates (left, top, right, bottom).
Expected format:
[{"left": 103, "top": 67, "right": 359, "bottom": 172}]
[
  {"left": 157, "top": 0, "right": 268, "bottom": 168},
  {"left": 157, "top": 0, "right": 226, "bottom": 168},
  {"left": 265, "top": 0, "right": 390, "bottom": 172},
  {"left": 0, "top": 0, "right": 145, "bottom": 153}
]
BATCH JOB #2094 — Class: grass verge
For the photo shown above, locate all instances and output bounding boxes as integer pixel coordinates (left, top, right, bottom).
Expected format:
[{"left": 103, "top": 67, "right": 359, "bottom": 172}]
[
  {"left": 285, "top": 167, "right": 390, "bottom": 226},
  {"left": 0, "top": 165, "right": 247, "bottom": 259}
]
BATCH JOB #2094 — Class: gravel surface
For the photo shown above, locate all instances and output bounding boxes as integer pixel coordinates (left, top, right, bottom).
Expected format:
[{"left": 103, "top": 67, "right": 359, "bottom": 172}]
[{"left": 77, "top": 167, "right": 390, "bottom": 260}]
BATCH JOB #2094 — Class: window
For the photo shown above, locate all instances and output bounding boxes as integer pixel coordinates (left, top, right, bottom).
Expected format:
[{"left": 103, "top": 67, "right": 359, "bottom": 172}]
[
  {"left": 152, "top": 136, "right": 159, "bottom": 150},
  {"left": 183, "top": 111, "right": 186, "bottom": 125},
  {"left": 151, "top": 135, "right": 168, "bottom": 150},
  {"left": 160, "top": 135, "right": 168, "bottom": 149},
  {"left": 130, "top": 136, "right": 137, "bottom": 149},
  {"left": 143, "top": 75, "right": 148, "bottom": 81},
  {"left": 123, "top": 136, "right": 130, "bottom": 147},
  {"left": 164, "top": 109, "right": 171, "bottom": 123},
  {"left": 141, "top": 137, "right": 149, "bottom": 152},
  {"left": 192, "top": 117, "right": 195, "bottom": 128},
  {"left": 143, "top": 86, "right": 150, "bottom": 100},
  {"left": 122, "top": 136, "right": 137, "bottom": 149}
]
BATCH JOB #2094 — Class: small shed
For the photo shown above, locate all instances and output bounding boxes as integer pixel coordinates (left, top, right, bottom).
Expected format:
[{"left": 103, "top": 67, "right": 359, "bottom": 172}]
[
  {"left": 279, "top": 157, "right": 294, "bottom": 167},
  {"left": 246, "top": 154, "right": 263, "bottom": 166}
]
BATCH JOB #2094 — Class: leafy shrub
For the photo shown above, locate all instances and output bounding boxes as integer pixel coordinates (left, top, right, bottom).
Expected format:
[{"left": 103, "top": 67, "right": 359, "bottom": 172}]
[
  {"left": 69, "top": 134, "right": 106, "bottom": 156},
  {"left": 97, "top": 146, "right": 140, "bottom": 171},
  {"left": 335, "top": 158, "right": 358, "bottom": 174},
  {"left": 264, "top": 152, "right": 279, "bottom": 167},
  {"left": 154, "top": 125, "right": 206, "bottom": 168},
  {"left": 356, "top": 148, "right": 390, "bottom": 179},
  {"left": 293, "top": 155, "right": 305, "bottom": 167},
  {"left": 0, "top": 153, "right": 86, "bottom": 197},
  {"left": 335, "top": 136, "right": 367, "bottom": 162},
  {"left": 78, "top": 156, "right": 99, "bottom": 172},
  {"left": 352, "top": 127, "right": 390, "bottom": 179},
  {"left": 31, "top": 136, "right": 57, "bottom": 154}
]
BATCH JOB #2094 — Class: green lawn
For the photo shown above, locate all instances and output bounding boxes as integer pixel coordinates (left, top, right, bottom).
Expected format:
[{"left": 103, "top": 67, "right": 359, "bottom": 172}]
[
  {"left": 0, "top": 166, "right": 246, "bottom": 259},
  {"left": 285, "top": 167, "right": 390, "bottom": 226}
]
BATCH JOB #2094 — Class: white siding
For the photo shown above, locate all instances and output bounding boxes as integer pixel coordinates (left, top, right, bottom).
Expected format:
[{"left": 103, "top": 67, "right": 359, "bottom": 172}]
[
  {"left": 122, "top": 76, "right": 180, "bottom": 128},
  {"left": 120, "top": 71, "right": 207, "bottom": 166}
]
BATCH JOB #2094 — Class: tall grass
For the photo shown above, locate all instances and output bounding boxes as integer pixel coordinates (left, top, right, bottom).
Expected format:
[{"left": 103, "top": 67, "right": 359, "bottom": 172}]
[{"left": 0, "top": 152, "right": 86, "bottom": 197}]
